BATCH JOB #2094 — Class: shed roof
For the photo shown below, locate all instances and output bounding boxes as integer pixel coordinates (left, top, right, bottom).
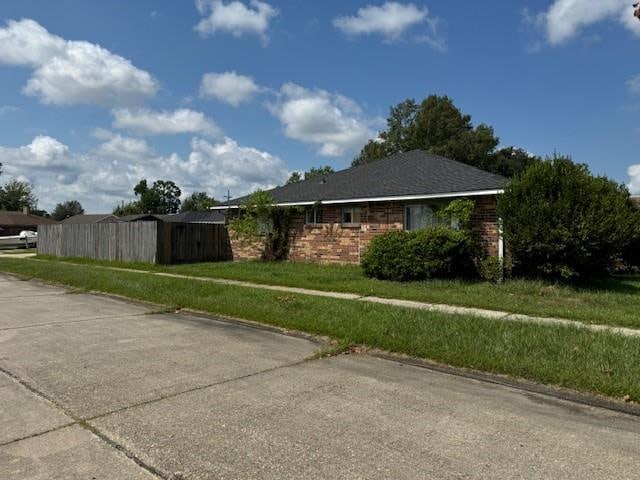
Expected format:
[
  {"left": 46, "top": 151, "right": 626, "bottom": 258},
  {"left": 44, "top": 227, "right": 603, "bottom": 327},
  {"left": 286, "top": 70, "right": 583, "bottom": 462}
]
[{"left": 61, "top": 214, "right": 119, "bottom": 224}]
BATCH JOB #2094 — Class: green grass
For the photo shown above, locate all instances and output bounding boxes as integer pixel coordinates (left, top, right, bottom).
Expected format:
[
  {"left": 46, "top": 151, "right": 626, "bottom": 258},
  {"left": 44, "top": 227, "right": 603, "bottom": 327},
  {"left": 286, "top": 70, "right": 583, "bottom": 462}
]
[
  {"left": 1, "top": 256, "right": 640, "bottom": 403},
  {"left": 35, "top": 255, "right": 640, "bottom": 329}
]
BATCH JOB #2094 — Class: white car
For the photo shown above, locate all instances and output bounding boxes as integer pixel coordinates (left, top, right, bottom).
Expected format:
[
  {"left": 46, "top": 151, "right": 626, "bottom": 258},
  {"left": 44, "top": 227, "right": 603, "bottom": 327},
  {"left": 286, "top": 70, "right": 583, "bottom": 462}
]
[{"left": 0, "top": 230, "right": 38, "bottom": 249}]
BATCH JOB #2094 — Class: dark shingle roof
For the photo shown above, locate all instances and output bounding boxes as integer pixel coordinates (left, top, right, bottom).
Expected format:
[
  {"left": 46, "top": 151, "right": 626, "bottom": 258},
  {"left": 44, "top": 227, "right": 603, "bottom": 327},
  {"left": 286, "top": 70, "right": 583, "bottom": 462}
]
[
  {"left": 117, "top": 214, "right": 163, "bottom": 222},
  {"left": 0, "top": 211, "right": 58, "bottom": 227},
  {"left": 222, "top": 150, "right": 508, "bottom": 207},
  {"left": 61, "top": 214, "right": 119, "bottom": 224},
  {"left": 158, "top": 211, "right": 225, "bottom": 224}
]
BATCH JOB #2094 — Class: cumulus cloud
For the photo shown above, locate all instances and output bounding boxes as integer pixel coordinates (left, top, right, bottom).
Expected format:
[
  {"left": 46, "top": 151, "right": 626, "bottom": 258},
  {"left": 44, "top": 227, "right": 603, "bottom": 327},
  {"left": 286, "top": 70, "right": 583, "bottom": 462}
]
[
  {"left": 333, "top": 2, "right": 443, "bottom": 47},
  {"left": 527, "top": 0, "right": 640, "bottom": 46},
  {"left": 628, "top": 74, "right": 640, "bottom": 95},
  {"left": 629, "top": 164, "right": 640, "bottom": 194},
  {"left": 194, "top": 0, "right": 278, "bottom": 44},
  {"left": 269, "top": 83, "right": 377, "bottom": 157},
  {"left": 112, "top": 108, "right": 220, "bottom": 137},
  {"left": 0, "top": 19, "right": 158, "bottom": 106},
  {"left": 200, "top": 71, "right": 261, "bottom": 106},
  {"left": 179, "top": 137, "right": 289, "bottom": 194},
  {"left": 0, "top": 135, "right": 288, "bottom": 211}
]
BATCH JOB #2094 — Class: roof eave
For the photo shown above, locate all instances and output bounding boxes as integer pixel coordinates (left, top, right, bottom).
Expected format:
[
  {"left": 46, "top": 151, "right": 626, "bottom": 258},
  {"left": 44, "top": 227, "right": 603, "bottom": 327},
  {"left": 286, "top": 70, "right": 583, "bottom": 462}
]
[{"left": 211, "top": 189, "right": 504, "bottom": 210}]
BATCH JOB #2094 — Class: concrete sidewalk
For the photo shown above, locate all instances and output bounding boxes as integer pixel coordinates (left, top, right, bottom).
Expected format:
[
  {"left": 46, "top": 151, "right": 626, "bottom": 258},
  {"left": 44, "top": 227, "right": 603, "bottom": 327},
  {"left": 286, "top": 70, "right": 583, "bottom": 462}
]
[{"left": 1, "top": 274, "right": 639, "bottom": 479}]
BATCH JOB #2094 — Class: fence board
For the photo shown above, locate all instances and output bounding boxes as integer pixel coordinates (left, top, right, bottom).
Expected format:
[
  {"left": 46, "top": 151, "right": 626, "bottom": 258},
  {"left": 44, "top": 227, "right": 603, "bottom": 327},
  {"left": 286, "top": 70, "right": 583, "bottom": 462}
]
[{"left": 38, "top": 222, "right": 231, "bottom": 264}]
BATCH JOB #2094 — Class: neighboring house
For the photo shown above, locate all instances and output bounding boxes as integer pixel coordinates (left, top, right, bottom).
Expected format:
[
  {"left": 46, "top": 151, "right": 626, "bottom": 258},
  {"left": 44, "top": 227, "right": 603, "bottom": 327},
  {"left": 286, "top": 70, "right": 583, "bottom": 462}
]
[
  {"left": 61, "top": 214, "right": 119, "bottom": 224},
  {"left": 118, "top": 211, "right": 226, "bottom": 224},
  {"left": 117, "top": 214, "right": 164, "bottom": 223},
  {"left": 215, "top": 150, "right": 507, "bottom": 264},
  {"left": 0, "top": 211, "right": 58, "bottom": 236}
]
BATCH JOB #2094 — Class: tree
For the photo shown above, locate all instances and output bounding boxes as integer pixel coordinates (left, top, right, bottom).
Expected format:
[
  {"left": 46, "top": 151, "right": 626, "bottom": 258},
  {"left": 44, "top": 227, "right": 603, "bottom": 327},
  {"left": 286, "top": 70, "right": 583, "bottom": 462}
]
[
  {"left": 486, "top": 147, "right": 541, "bottom": 178},
  {"left": 353, "top": 95, "right": 535, "bottom": 177},
  {"left": 52, "top": 200, "right": 84, "bottom": 221},
  {"left": 497, "top": 156, "right": 639, "bottom": 279},
  {"left": 228, "top": 190, "right": 293, "bottom": 261},
  {"left": 305, "top": 166, "right": 334, "bottom": 180},
  {"left": 133, "top": 179, "right": 182, "bottom": 214},
  {"left": 0, "top": 179, "right": 38, "bottom": 212},
  {"left": 113, "top": 201, "right": 143, "bottom": 216},
  {"left": 286, "top": 172, "right": 303, "bottom": 185},
  {"left": 180, "top": 192, "right": 218, "bottom": 212},
  {"left": 286, "top": 166, "right": 335, "bottom": 184}
]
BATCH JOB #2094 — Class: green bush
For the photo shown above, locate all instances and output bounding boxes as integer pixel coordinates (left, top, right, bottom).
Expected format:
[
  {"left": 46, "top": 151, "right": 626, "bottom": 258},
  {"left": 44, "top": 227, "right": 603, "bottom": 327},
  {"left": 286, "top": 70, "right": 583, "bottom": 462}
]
[
  {"left": 497, "top": 156, "right": 638, "bottom": 279},
  {"left": 478, "top": 257, "right": 511, "bottom": 283},
  {"left": 362, "top": 227, "right": 479, "bottom": 281}
]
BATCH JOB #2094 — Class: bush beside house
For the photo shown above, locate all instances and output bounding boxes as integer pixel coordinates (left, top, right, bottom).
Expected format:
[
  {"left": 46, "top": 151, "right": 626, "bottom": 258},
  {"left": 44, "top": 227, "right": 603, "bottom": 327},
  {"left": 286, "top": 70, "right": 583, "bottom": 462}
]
[
  {"left": 361, "top": 227, "right": 480, "bottom": 281},
  {"left": 497, "top": 156, "right": 640, "bottom": 280},
  {"left": 362, "top": 199, "right": 481, "bottom": 281}
]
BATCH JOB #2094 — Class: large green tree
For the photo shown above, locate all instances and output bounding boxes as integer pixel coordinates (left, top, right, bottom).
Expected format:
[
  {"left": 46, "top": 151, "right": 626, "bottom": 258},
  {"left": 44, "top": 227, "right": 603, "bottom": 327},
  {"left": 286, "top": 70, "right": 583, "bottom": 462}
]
[
  {"left": 0, "top": 179, "right": 38, "bottom": 212},
  {"left": 133, "top": 179, "right": 182, "bottom": 214},
  {"left": 52, "top": 200, "right": 85, "bottom": 221},
  {"left": 286, "top": 166, "right": 335, "bottom": 184},
  {"left": 180, "top": 192, "right": 218, "bottom": 212},
  {"left": 353, "top": 95, "right": 539, "bottom": 177}
]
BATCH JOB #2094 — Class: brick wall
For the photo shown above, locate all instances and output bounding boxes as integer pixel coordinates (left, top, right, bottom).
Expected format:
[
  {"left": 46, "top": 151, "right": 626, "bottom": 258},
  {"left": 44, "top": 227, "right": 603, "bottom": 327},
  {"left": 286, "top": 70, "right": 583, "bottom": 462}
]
[{"left": 230, "top": 195, "right": 500, "bottom": 264}]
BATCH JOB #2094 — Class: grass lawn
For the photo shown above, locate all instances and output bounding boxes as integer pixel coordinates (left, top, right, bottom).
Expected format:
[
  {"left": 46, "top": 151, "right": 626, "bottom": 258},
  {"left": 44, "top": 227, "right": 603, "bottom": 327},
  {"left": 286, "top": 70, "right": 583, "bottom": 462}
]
[
  {"left": 34, "top": 255, "right": 640, "bottom": 329},
  {"left": 1, "top": 256, "right": 640, "bottom": 403}
]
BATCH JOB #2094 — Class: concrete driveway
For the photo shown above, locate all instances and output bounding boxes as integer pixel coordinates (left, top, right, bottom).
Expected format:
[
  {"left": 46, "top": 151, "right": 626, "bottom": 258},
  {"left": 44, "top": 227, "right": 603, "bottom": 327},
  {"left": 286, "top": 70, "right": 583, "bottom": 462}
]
[{"left": 1, "top": 274, "right": 639, "bottom": 479}]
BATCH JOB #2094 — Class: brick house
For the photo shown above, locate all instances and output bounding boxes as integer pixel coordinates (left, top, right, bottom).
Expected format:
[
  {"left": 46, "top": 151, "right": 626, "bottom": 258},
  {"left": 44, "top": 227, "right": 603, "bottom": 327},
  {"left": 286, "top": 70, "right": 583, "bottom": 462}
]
[{"left": 216, "top": 150, "right": 508, "bottom": 264}]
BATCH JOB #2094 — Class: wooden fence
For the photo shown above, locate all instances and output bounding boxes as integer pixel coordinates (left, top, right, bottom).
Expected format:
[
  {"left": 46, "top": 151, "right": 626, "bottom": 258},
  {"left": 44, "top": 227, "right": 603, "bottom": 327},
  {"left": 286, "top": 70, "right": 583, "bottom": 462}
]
[{"left": 38, "top": 222, "right": 232, "bottom": 264}]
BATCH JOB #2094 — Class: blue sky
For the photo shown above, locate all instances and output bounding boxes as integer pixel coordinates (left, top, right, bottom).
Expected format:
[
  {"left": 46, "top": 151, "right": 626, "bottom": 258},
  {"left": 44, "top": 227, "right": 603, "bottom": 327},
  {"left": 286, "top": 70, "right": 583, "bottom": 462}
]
[{"left": 0, "top": 0, "right": 638, "bottom": 212}]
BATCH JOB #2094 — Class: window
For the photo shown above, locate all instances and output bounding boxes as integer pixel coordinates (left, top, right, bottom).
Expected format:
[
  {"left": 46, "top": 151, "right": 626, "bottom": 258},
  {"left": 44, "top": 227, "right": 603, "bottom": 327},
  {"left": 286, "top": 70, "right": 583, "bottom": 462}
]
[
  {"left": 305, "top": 207, "right": 322, "bottom": 225},
  {"left": 404, "top": 205, "right": 451, "bottom": 231},
  {"left": 342, "top": 207, "right": 361, "bottom": 225},
  {"left": 257, "top": 217, "right": 273, "bottom": 234}
]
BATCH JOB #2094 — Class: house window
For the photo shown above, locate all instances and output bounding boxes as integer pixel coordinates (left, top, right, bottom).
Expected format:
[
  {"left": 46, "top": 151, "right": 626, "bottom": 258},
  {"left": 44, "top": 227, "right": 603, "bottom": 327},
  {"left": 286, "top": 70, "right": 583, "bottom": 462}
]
[
  {"left": 257, "top": 217, "right": 273, "bottom": 234},
  {"left": 305, "top": 207, "right": 322, "bottom": 225},
  {"left": 404, "top": 205, "right": 451, "bottom": 231},
  {"left": 342, "top": 207, "right": 361, "bottom": 226}
]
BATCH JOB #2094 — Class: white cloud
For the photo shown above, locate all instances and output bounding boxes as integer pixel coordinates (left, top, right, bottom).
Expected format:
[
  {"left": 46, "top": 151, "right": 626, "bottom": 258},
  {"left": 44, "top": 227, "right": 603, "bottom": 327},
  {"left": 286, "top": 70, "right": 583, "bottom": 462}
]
[
  {"left": 333, "top": 2, "right": 440, "bottom": 44},
  {"left": 269, "top": 83, "right": 377, "bottom": 157},
  {"left": 0, "top": 19, "right": 158, "bottom": 106},
  {"left": 629, "top": 164, "right": 640, "bottom": 194},
  {"left": 200, "top": 71, "right": 261, "bottom": 106},
  {"left": 194, "top": 0, "right": 278, "bottom": 44},
  {"left": 112, "top": 108, "right": 220, "bottom": 137},
  {"left": 530, "top": 0, "right": 640, "bottom": 45},
  {"left": 628, "top": 74, "right": 640, "bottom": 94},
  {"left": 0, "top": 135, "right": 288, "bottom": 212},
  {"left": 180, "top": 137, "right": 289, "bottom": 195}
]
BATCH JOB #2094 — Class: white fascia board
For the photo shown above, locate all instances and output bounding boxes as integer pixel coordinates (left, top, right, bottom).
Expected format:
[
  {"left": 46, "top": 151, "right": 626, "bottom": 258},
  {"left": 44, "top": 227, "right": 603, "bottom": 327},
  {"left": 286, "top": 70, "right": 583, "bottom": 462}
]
[{"left": 210, "top": 189, "right": 504, "bottom": 210}]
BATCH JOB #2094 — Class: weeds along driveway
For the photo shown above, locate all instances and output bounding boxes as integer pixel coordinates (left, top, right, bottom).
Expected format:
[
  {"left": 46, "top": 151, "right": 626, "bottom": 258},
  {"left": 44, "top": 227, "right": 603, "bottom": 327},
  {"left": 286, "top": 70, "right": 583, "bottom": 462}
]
[{"left": 1, "top": 274, "right": 640, "bottom": 480}]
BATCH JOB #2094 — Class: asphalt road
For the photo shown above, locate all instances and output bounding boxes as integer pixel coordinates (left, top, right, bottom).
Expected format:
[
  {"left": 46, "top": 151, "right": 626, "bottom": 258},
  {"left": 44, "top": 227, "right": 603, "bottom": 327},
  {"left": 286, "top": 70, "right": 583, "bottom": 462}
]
[{"left": 1, "top": 274, "right": 639, "bottom": 479}]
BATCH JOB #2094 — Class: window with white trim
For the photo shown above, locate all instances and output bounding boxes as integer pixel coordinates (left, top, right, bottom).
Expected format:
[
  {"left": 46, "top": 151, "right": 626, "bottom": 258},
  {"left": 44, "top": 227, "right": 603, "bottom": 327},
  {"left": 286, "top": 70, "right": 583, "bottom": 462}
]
[
  {"left": 404, "top": 204, "right": 452, "bottom": 231},
  {"left": 305, "top": 207, "right": 322, "bottom": 225},
  {"left": 342, "top": 206, "right": 361, "bottom": 226}
]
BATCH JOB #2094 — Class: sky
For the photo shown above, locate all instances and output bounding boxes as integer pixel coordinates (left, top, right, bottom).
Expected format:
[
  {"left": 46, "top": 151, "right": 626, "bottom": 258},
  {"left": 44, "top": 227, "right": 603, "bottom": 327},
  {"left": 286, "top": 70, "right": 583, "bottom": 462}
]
[{"left": 0, "top": 0, "right": 638, "bottom": 212}]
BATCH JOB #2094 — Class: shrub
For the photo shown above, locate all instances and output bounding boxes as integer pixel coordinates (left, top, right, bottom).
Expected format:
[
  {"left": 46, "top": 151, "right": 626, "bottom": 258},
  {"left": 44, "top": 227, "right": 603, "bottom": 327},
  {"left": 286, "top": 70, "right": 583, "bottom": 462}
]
[
  {"left": 497, "top": 156, "right": 638, "bottom": 279},
  {"left": 362, "top": 227, "right": 479, "bottom": 281},
  {"left": 479, "top": 256, "right": 504, "bottom": 283},
  {"left": 228, "top": 191, "right": 294, "bottom": 261}
]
